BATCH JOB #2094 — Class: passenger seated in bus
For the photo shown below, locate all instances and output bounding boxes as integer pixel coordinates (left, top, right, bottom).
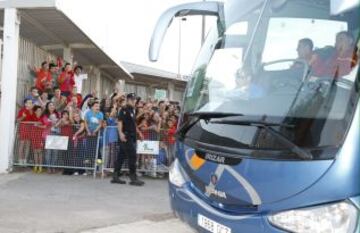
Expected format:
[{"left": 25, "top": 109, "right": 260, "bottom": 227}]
[
  {"left": 311, "top": 31, "right": 358, "bottom": 78},
  {"left": 292, "top": 38, "right": 314, "bottom": 68}
]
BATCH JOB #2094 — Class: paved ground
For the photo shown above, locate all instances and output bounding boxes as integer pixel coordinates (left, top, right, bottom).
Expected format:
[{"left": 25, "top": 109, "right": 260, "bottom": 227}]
[{"left": 0, "top": 172, "right": 194, "bottom": 233}]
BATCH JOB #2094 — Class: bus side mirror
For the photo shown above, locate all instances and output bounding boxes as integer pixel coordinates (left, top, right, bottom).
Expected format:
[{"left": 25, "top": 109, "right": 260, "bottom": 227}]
[{"left": 149, "top": 1, "right": 223, "bottom": 62}]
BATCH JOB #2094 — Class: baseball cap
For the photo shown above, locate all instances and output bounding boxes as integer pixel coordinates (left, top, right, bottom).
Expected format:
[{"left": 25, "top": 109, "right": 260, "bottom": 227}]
[{"left": 126, "top": 93, "right": 136, "bottom": 99}]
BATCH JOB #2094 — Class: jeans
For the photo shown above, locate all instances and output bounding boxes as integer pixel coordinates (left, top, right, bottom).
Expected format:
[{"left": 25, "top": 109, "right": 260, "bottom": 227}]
[{"left": 45, "top": 149, "right": 59, "bottom": 166}]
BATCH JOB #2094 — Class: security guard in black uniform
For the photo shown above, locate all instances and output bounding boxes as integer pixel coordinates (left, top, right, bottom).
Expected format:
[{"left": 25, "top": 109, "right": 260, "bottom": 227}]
[{"left": 111, "top": 93, "right": 144, "bottom": 186}]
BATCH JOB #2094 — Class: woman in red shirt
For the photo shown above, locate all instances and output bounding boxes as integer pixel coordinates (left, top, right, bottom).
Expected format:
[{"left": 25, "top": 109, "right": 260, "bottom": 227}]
[{"left": 57, "top": 63, "right": 75, "bottom": 97}]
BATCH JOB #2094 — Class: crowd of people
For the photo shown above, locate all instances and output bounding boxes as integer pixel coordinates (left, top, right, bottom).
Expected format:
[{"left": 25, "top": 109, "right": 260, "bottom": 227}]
[{"left": 16, "top": 60, "right": 180, "bottom": 182}]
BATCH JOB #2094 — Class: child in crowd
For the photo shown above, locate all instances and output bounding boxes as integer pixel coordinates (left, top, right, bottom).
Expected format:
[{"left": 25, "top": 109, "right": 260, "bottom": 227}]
[
  {"left": 41, "top": 102, "right": 60, "bottom": 173},
  {"left": 31, "top": 106, "right": 45, "bottom": 173},
  {"left": 166, "top": 119, "right": 177, "bottom": 164},
  {"left": 84, "top": 101, "right": 104, "bottom": 170},
  {"left": 55, "top": 111, "right": 73, "bottom": 175},
  {"left": 105, "top": 106, "right": 119, "bottom": 168},
  {"left": 72, "top": 112, "right": 86, "bottom": 175},
  {"left": 16, "top": 98, "right": 34, "bottom": 165},
  {"left": 137, "top": 115, "right": 150, "bottom": 170}
]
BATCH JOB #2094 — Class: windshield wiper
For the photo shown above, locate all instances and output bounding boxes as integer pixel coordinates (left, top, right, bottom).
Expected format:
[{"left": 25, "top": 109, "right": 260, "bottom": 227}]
[
  {"left": 176, "top": 112, "right": 244, "bottom": 139},
  {"left": 211, "top": 119, "right": 313, "bottom": 160}
]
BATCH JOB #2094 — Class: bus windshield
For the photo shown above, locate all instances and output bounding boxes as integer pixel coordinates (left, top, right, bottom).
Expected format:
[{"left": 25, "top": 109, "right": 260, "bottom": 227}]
[{"left": 182, "top": 0, "right": 360, "bottom": 159}]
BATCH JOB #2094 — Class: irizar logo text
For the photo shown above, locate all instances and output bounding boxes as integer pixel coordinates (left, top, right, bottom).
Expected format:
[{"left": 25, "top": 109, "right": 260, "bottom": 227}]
[
  {"left": 205, "top": 153, "right": 225, "bottom": 164},
  {"left": 205, "top": 185, "right": 227, "bottom": 199}
]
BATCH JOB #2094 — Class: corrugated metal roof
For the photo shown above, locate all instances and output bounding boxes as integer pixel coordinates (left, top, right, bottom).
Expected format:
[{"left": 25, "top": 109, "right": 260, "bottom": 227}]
[
  {"left": 0, "top": 1, "right": 187, "bottom": 83},
  {"left": 0, "top": 6, "right": 133, "bottom": 80}
]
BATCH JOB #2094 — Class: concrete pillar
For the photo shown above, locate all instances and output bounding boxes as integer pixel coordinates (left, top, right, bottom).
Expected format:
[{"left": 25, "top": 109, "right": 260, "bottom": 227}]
[
  {"left": 168, "top": 82, "right": 175, "bottom": 101},
  {"left": 0, "top": 9, "right": 20, "bottom": 173},
  {"left": 95, "top": 68, "right": 101, "bottom": 98},
  {"left": 148, "top": 86, "right": 155, "bottom": 99},
  {"left": 62, "top": 47, "right": 73, "bottom": 64},
  {"left": 117, "top": 79, "right": 125, "bottom": 93}
]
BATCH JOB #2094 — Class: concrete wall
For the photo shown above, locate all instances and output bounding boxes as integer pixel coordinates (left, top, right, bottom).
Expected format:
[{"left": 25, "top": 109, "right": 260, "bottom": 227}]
[
  {"left": 16, "top": 37, "right": 117, "bottom": 102},
  {"left": 14, "top": 37, "right": 184, "bottom": 105},
  {"left": 17, "top": 38, "right": 55, "bottom": 105},
  {"left": 124, "top": 83, "right": 148, "bottom": 100},
  {"left": 124, "top": 81, "right": 184, "bottom": 102}
]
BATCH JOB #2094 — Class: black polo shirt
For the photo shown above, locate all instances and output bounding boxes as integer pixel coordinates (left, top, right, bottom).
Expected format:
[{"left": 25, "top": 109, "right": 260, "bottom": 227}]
[{"left": 118, "top": 105, "right": 137, "bottom": 137}]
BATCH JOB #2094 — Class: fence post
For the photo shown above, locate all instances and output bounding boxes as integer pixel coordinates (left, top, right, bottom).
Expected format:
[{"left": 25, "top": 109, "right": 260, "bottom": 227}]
[
  {"left": 101, "top": 127, "right": 107, "bottom": 179},
  {"left": 93, "top": 132, "right": 101, "bottom": 179},
  {"left": 9, "top": 123, "right": 18, "bottom": 172}
]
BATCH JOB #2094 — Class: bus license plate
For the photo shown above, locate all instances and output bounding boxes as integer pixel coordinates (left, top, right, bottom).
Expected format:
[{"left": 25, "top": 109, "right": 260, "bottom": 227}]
[{"left": 198, "top": 214, "right": 231, "bottom": 233}]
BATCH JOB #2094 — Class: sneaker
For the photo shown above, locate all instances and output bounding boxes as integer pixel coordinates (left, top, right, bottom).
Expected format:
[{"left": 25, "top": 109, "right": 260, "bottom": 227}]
[
  {"left": 129, "top": 180, "right": 145, "bottom": 186},
  {"left": 129, "top": 175, "right": 145, "bottom": 186},
  {"left": 111, "top": 178, "right": 126, "bottom": 184},
  {"left": 73, "top": 172, "right": 79, "bottom": 176},
  {"left": 83, "top": 172, "right": 88, "bottom": 176}
]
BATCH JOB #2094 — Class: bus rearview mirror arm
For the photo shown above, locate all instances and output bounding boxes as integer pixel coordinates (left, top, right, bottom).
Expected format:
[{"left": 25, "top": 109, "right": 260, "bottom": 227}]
[{"left": 149, "top": 1, "right": 223, "bottom": 62}]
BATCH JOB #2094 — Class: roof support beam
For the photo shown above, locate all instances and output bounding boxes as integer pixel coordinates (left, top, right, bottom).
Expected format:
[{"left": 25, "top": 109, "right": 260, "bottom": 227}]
[
  {"left": 42, "top": 43, "right": 96, "bottom": 51},
  {"left": 41, "top": 44, "right": 64, "bottom": 50},
  {"left": 69, "top": 43, "right": 96, "bottom": 49},
  {"left": 98, "top": 64, "right": 119, "bottom": 69}
]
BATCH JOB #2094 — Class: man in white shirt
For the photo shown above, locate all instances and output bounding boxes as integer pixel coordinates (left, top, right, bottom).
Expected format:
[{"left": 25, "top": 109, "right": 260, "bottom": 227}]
[{"left": 74, "top": 65, "right": 88, "bottom": 94}]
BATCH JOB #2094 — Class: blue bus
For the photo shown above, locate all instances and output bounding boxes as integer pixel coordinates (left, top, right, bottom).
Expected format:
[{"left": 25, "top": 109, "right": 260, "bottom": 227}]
[{"left": 149, "top": 0, "right": 360, "bottom": 232}]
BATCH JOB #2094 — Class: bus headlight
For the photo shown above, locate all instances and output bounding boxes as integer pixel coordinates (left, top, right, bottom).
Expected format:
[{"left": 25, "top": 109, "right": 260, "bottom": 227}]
[
  {"left": 268, "top": 201, "right": 358, "bottom": 233},
  {"left": 169, "top": 159, "right": 188, "bottom": 187}
]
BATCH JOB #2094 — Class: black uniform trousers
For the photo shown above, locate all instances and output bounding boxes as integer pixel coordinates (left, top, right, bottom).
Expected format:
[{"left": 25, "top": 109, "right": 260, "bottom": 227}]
[{"left": 113, "top": 136, "right": 137, "bottom": 177}]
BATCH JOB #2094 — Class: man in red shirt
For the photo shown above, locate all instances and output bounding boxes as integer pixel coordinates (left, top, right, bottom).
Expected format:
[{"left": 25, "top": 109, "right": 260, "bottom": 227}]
[
  {"left": 311, "top": 31, "right": 357, "bottom": 78},
  {"left": 17, "top": 98, "right": 35, "bottom": 165},
  {"left": 57, "top": 63, "right": 75, "bottom": 97},
  {"left": 34, "top": 61, "right": 52, "bottom": 92}
]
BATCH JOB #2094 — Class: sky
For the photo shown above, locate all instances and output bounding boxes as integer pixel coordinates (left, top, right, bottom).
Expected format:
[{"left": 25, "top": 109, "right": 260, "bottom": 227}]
[{"left": 57, "top": 0, "right": 217, "bottom": 75}]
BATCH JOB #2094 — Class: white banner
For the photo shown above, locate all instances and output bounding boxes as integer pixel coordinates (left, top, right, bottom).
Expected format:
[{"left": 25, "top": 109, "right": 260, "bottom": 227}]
[
  {"left": 45, "top": 135, "right": 69, "bottom": 150},
  {"left": 137, "top": 140, "right": 159, "bottom": 155}
]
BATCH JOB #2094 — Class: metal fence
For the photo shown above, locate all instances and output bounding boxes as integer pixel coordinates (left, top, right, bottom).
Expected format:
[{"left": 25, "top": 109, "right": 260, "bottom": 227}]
[
  {"left": 13, "top": 122, "right": 99, "bottom": 177},
  {"left": 101, "top": 127, "right": 174, "bottom": 178},
  {"left": 12, "top": 123, "right": 175, "bottom": 179}
]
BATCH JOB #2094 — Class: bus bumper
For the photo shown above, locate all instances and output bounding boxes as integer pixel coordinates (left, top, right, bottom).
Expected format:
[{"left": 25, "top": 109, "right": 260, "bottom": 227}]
[{"left": 169, "top": 183, "right": 286, "bottom": 233}]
